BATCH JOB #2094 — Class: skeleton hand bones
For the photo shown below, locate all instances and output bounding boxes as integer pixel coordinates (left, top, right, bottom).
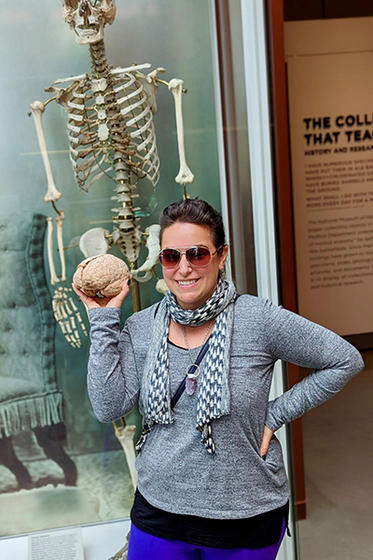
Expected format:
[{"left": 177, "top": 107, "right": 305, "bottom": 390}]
[{"left": 52, "top": 285, "right": 88, "bottom": 349}]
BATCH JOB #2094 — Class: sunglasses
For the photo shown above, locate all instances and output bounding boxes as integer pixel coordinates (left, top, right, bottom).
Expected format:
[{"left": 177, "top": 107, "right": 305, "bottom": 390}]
[{"left": 159, "top": 246, "right": 221, "bottom": 269}]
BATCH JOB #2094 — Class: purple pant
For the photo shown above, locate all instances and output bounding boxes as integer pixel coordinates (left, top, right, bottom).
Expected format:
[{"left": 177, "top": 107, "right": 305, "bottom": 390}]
[{"left": 127, "top": 521, "right": 286, "bottom": 560}]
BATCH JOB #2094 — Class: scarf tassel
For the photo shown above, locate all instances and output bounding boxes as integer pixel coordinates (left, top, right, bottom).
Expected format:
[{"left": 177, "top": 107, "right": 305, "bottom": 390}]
[
  {"left": 198, "top": 422, "right": 216, "bottom": 454},
  {"left": 135, "top": 422, "right": 152, "bottom": 453}
]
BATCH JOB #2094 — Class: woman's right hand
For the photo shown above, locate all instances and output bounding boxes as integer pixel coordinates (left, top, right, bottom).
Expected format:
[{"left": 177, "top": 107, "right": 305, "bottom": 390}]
[{"left": 72, "top": 280, "right": 131, "bottom": 310}]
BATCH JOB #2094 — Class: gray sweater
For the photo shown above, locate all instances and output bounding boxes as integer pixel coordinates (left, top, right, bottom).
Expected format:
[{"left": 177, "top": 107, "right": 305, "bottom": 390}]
[{"left": 87, "top": 295, "right": 364, "bottom": 519}]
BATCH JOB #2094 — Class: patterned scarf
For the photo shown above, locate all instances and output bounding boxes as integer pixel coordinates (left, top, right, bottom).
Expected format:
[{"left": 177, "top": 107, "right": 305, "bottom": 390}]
[{"left": 137, "top": 279, "right": 237, "bottom": 454}]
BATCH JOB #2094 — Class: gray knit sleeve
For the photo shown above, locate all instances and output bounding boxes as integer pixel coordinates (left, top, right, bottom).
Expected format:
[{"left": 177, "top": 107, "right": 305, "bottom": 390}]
[
  {"left": 87, "top": 308, "right": 140, "bottom": 422},
  {"left": 263, "top": 300, "right": 365, "bottom": 431}
]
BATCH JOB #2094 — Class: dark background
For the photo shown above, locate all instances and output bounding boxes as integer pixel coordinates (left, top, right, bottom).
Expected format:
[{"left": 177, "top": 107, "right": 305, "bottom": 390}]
[{"left": 284, "top": 0, "right": 373, "bottom": 20}]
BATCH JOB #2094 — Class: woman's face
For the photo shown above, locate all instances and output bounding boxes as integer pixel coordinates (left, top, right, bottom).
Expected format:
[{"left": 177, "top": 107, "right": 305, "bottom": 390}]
[{"left": 160, "top": 222, "right": 228, "bottom": 310}]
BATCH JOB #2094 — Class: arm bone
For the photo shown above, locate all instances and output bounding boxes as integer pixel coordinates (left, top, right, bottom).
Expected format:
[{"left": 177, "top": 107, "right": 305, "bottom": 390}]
[
  {"left": 56, "top": 212, "right": 66, "bottom": 282},
  {"left": 30, "top": 101, "right": 62, "bottom": 203},
  {"left": 168, "top": 79, "right": 194, "bottom": 185},
  {"left": 46, "top": 217, "right": 59, "bottom": 285}
]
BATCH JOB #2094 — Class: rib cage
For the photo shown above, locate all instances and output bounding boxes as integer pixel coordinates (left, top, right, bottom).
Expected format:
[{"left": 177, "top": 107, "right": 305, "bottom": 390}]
[
  {"left": 48, "top": 54, "right": 162, "bottom": 265},
  {"left": 56, "top": 68, "right": 161, "bottom": 192}
]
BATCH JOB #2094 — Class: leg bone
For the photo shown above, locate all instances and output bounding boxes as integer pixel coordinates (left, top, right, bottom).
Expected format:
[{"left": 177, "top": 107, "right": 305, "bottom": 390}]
[{"left": 113, "top": 423, "right": 138, "bottom": 490}]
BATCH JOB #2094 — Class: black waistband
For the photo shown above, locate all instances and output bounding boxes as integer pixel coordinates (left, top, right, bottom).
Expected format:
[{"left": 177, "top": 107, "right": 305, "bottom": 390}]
[{"left": 131, "top": 489, "right": 289, "bottom": 549}]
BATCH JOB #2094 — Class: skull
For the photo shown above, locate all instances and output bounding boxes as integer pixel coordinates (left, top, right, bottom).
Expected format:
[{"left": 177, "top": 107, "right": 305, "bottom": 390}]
[{"left": 63, "top": 0, "right": 116, "bottom": 45}]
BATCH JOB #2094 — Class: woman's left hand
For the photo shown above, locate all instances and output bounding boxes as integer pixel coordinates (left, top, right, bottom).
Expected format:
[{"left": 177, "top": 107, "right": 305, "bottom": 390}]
[{"left": 259, "top": 425, "right": 274, "bottom": 459}]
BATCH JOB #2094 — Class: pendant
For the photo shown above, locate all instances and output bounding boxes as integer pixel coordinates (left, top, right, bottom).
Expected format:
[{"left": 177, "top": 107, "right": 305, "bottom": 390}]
[
  {"left": 185, "top": 364, "right": 200, "bottom": 396},
  {"left": 186, "top": 376, "right": 198, "bottom": 395}
]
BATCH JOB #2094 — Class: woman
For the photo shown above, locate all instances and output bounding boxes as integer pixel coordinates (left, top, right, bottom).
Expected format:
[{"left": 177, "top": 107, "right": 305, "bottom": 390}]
[{"left": 74, "top": 199, "right": 364, "bottom": 560}]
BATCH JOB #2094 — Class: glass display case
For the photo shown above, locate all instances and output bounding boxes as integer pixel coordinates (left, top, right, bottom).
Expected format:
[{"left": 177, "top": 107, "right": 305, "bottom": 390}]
[{"left": 0, "top": 0, "right": 222, "bottom": 536}]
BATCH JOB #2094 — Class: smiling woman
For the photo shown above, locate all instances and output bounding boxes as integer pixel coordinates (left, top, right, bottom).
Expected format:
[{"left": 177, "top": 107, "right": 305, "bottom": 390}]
[
  {"left": 73, "top": 197, "right": 365, "bottom": 560},
  {"left": 160, "top": 223, "right": 228, "bottom": 311},
  {"left": 159, "top": 199, "right": 228, "bottom": 310}
]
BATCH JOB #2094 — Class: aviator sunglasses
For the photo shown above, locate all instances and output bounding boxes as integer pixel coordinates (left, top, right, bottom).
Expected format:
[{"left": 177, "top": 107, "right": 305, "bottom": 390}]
[{"left": 159, "top": 245, "right": 222, "bottom": 269}]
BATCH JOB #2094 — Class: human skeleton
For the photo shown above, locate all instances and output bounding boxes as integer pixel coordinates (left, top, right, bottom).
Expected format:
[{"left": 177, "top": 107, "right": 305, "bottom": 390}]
[
  {"left": 30, "top": 0, "right": 194, "bottom": 348},
  {"left": 30, "top": 4, "right": 193, "bottom": 556}
]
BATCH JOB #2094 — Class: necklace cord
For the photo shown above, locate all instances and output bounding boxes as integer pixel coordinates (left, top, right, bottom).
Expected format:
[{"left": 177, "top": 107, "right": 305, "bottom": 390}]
[{"left": 182, "top": 321, "right": 213, "bottom": 374}]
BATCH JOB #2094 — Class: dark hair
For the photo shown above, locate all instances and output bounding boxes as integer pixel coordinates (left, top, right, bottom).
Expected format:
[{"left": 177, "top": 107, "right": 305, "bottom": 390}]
[{"left": 159, "top": 198, "right": 226, "bottom": 251}]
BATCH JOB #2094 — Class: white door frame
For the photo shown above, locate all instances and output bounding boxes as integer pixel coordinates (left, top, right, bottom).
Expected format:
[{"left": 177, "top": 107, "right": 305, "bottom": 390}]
[
  {"left": 240, "top": 2, "right": 296, "bottom": 557},
  {"left": 210, "top": 1, "right": 297, "bottom": 558}
]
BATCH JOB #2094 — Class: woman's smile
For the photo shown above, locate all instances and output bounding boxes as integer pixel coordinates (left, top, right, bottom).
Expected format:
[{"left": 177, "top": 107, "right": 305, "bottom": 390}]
[{"left": 176, "top": 279, "right": 200, "bottom": 287}]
